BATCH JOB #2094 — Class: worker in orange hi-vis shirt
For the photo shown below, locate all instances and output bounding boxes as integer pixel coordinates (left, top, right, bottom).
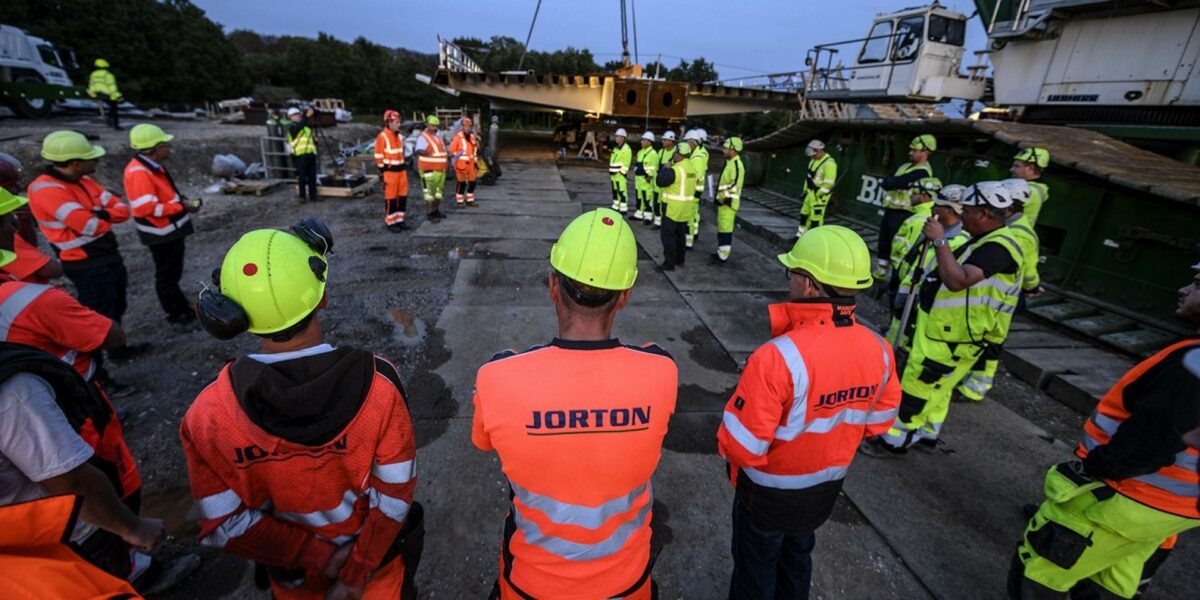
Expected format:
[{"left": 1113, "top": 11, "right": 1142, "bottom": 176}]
[
  {"left": 473, "top": 208, "right": 677, "bottom": 599},
  {"left": 1, "top": 151, "right": 61, "bottom": 283},
  {"left": 450, "top": 117, "right": 479, "bottom": 208},
  {"left": 375, "top": 110, "right": 409, "bottom": 232},
  {"left": 183, "top": 219, "right": 422, "bottom": 600}
]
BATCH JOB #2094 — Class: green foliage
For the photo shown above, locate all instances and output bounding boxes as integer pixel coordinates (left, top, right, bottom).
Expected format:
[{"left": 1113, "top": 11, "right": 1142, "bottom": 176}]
[
  {"left": 6, "top": 0, "right": 251, "bottom": 104},
  {"left": 453, "top": 36, "right": 600, "bottom": 74}
]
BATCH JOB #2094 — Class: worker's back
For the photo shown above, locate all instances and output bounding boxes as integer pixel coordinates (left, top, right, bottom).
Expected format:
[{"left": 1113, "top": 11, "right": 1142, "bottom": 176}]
[{"left": 472, "top": 340, "right": 677, "bottom": 599}]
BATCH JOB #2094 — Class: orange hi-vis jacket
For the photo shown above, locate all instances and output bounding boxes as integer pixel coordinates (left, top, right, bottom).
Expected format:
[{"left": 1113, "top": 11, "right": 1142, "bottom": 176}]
[
  {"left": 180, "top": 357, "right": 416, "bottom": 593},
  {"left": 0, "top": 280, "right": 112, "bottom": 381},
  {"left": 1076, "top": 339, "right": 1200, "bottom": 519},
  {"left": 28, "top": 171, "right": 128, "bottom": 268},
  {"left": 373, "top": 129, "right": 406, "bottom": 171},
  {"left": 123, "top": 156, "right": 193, "bottom": 246},
  {"left": 0, "top": 495, "right": 141, "bottom": 600},
  {"left": 417, "top": 131, "right": 447, "bottom": 172},
  {"left": 473, "top": 339, "right": 677, "bottom": 599},
  {"left": 718, "top": 302, "right": 900, "bottom": 529},
  {"left": 450, "top": 130, "right": 478, "bottom": 171}
]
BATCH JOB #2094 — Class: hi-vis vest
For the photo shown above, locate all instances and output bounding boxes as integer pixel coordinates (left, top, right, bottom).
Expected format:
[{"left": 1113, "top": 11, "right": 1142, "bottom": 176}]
[
  {"left": 86, "top": 69, "right": 122, "bottom": 100},
  {"left": 609, "top": 143, "right": 632, "bottom": 176},
  {"left": 0, "top": 281, "right": 102, "bottom": 380},
  {"left": 472, "top": 339, "right": 677, "bottom": 599},
  {"left": 660, "top": 163, "right": 697, "bottom": 222},
  {"left": 635, "top": 146, "right": 660, "bottom": 182},
  {"left": 688, "top": 146, "right": 709, "bottom": 198},
  {"left": 654, "top": 146, "right": 677, "bottom": 189},
  {"left": 1007, "top": 213, "right": 1041, "bottom": 291},
  {"left": 718, "top": 155, "right": 744, "bottom": 206},
  {"left": 374, "top": 128, "right": 406, "bottom": 170},
  {"left": 882, "top": 162, "right": 933, "bottom": 211},
  {"left": 1076, "top": 339, "right": 1200, "bottom": 518},
  {"left": 27, "top": 173, "right": 127, "bottom": 267},
  {"left": 287, "top": 125, "right": 317, "bottom": 156},
  {"left": 897, "top": 222, "right": 969, "bottom": 290},
  {"left": 805, "top": 155, "right": 836, "bottom": 203},
  {"left": 890, "top": 202, "right": 933, "bottom": 270},
  {"left": 1026, "top": 180, "right": 1049, "bottom": 226},
  {"left": 123, "top": 156, "right": 193, "bottom": 245},
  {"left": 450, "top": 130, "right": 478, "bottom": 166},
  {"left": 417, "top": 131, "right": 447, "bottom": 171},
  {"left": 924, "top": 226, "right": 1025, "bottom": 345}
]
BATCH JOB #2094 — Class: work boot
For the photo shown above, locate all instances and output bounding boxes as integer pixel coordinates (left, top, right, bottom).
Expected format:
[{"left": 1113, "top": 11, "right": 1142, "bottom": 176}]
[
  {"left": 101, "top": 378, "right": 137, "bottom": 401},
  {"left": 134, "top": 553, "right": 201, "bottom": 596},
  {"left": 910, "top": 437, "right": 947, "bottom": 454},
  {"left": 655, "top": 263, "right": 676, "bottom": 273},
  {"left": 858, "top": 437, "right": 906, "bottom": 458},
  {"left": 431, "top": 210, "right": 447, "bottom": 220},
  {"left": 107, "top": 342, "right": 151, "bottom": 362}
]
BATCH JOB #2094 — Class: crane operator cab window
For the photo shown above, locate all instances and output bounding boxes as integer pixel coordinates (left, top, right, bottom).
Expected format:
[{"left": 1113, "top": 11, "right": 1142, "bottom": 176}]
[
  {"left": 891, "top": 16, "right": 925, "bottom": 62},
  {"left": 927, "top": 14, "right": 966, "bottom": 46},
  {"left": 859, "top": 20, "right": 894, "bottom": 64}
]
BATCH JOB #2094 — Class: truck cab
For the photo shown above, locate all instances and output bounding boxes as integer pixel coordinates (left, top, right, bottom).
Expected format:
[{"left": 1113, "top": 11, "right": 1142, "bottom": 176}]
[{"left": 1, "top": 24, "right": 80, "bottom": 117}]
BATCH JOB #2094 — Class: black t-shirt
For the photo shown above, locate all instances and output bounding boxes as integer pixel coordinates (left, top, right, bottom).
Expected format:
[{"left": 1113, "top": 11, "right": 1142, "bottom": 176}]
[{"left": 918, "top": 233, "right": 1018, "bottom": 312}]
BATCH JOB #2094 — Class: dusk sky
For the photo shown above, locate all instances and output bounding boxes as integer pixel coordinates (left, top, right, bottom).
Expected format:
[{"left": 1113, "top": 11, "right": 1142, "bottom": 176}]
[{"left": 192, "top": 0, "right": 989, "bottom": 80}]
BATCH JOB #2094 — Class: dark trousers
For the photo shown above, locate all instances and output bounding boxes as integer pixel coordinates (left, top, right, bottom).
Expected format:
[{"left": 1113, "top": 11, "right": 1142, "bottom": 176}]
[
  {"left": 65, "top": 261, "right": 128, "bottom": 324},
  {"left": 147, "top": 238, "right": 191, "bottom": 318},
  {"left": 877, "top": 207, "right": 911, "bottom": 263},
  {"left": 105, "top": 99, "right": 121, "bottom": 129},
  {"left": 729, "top": 496, "right": 815, "bottom": 600},
  {"left": 660, "top": 217, "right": 688, "bottom": 267},
  {"left": 294, "top": 154, "right": 318, "bottom": 201}
]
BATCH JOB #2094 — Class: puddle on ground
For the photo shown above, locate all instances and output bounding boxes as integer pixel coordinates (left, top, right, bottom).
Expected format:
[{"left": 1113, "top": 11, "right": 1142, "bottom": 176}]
[
  {"left": 391, "top": 308, "right": 428, "bottom": 347},
  {"left": 140, "top": 486, "right": 198, "bottom": 536}
]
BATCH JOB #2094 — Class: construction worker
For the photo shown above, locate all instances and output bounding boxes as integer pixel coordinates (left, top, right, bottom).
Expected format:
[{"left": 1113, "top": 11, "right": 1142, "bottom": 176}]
[
  {"left": 955, "top": 178, "right": 1043, "bottom": 403},
  {"left": 417, "top": 115, "right": 448, "bottom": 221},
  {"left": 798, "top": 139, "right": 837, "bottom": 237},
  {"left": 717, "top": 225, "right": 899, "bottom": 599},
  {"left": 184, "top": 220, "right": 420, "bottom": 600},
  {"left": 886, "top": 184, "right": 970, "bottom": 348},
  {"left": 655, "top": 143, "right": 696, "bottom": 271},
  {"left": 713, "top": 136, "right": 745, "bottom": 264},
  {"left": 87, "top": 58, "right": 123, "bottom": 131},
  {"left": 633, "top": 131, "right": 660, "bottom": 224},
  {"left": 287, "top": 107, "right": 320, "bottom": 204},
  {"left": 685, "top": 129, "right": 709, "bottom": 249},
  {"left": 124, "top": 124, "right": 199, "bottom": 328},
  {"left": 451, "top": 117, "right": 480, "bottom": 208},
  {"left": 0, "top": 152, "right": 61, "bottom": 283},
  {"left": 862, "top": 182, "right": 1023, "bottom": 455},
  {"left": 888, "top": 177, "right": 942, "bottom": 274},
  {"left": 28, "top": 131, "right": 147, "bottom": 363},
  {"left": 609, "top": 128, "right": 633, "bottom": 213},
  {"left": 472, "top": 208, "right": 677, "bottom": 599},
  {"left": 1007, "top": 264, "right": 1200, "bottom": 599},
  {"left": 874, "top": 134, "right": 936, "bottom": 279},
  {"left": 653, "top": 130, "right": 679, "bottom": 227},
  {"left": 375, "top": 110, "right": 409, "bottom": 232},
  {"left": 1012, "top": 146, "right": 1051, "bottom": 225}
]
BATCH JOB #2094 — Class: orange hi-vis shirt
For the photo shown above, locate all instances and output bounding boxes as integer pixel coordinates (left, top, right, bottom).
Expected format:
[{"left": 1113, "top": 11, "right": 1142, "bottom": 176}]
[
  {"left": 473, "top": 338, "right": 677, "bottom": 599},
  {"left": 373, "top": 129, "right": 406, "bottom": 170},
  {"left": 27, "top": 172, "right": 128, "bottom": 268},
  {"left": 718, "top": 302, "right": 900, "bottom": 529},
  {"left": 180, "top": 356, "right": 416, "bottom": 590},
  {"left": 0, "top": 280, "right": 112, "bottom": 381},
  {"left": 123, "top": 156, "right": 193, "bottom": 245},
  {"left": 450, "top": 130, "right": 478, "bottom": 166},
  {"left": 2, "top": 236, "right": 53, "bottom": 283},
  {"left": 416, "top": 131, "right": 447, "bottom": 172}
]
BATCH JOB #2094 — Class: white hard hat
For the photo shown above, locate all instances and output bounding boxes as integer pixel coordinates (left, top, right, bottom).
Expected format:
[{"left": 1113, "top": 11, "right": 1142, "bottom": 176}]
[
  {"left": 962, "top": 181, "right": 1014, "bottom": 210},
  {"left": 805, "top": 139, "right": 825, "bottom": 157},
  {"left": 683, "top": 129, "right": 699, "bottom": 141},
  {"left": 696, "top": 129, "right": 708, "bottom": 141},
  {"left": 287, "top": 108, "right": 301, "bottom": 117},
  {"left": 641, "top": 131, "right": 655, "bottom": 142},
  {"left": 662, "top": 131, "right": 676, "bottom": 141},
  {"left": 934, "top": 184, "right": 967, "bottom": 214},
  {"left": 1000, "top": 178, "right": 1032, "bottom": 205},
  {"left": 614, "top": 128, "right": 628, "bottom": 137}
]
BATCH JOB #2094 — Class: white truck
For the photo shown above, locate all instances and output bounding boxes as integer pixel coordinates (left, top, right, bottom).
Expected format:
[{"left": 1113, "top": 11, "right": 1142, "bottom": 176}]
[{"left": 0, "top": 24, "right": 86, "bottom": 118}]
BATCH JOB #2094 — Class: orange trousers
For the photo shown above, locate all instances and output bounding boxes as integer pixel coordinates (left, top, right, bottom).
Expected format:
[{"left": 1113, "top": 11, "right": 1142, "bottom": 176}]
[{"left": 383, "top": 171, "right": 408, "bottom": 199}]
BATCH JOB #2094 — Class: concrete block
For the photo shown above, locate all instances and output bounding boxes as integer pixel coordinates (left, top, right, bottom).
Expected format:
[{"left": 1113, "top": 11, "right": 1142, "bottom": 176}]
[
  {"left": 1046, "top": 373, "right": 1114, "bottom": 413},
  {"left": 1003, "top": 347, "right": 1132, "bottom": 390}
]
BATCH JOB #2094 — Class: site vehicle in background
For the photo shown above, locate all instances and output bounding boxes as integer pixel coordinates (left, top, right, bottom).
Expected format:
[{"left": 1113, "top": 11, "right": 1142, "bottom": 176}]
[{"left": 0, "top": 24, "right": 88, "bottom": 118}]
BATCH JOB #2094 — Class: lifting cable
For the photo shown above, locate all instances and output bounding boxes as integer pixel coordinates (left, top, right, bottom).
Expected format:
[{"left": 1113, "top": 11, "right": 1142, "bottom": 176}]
[{"left": 517, "top": 0, "right": 544, "bottom": 71}]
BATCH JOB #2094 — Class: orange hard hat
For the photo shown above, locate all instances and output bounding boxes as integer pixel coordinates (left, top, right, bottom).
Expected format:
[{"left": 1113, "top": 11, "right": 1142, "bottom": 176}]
[
  {"left": 462, "top": 117, "right": 473, "bottom": 127},
  {"left": 383, "top": 109, "right": 401, "bottom": 122}
]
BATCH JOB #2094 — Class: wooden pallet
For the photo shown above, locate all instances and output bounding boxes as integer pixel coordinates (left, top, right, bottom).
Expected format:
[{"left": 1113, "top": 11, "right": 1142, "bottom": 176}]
[
  {"left": 221, "top": 178, "right": 289, "bottom": 196},
  {"left": 305, "top": 174, "right": 379, "bottom": 198}
]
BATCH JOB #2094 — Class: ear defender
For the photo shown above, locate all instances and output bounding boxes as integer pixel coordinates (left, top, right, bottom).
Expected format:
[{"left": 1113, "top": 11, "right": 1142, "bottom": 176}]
[{"left": 196, "top": 267, "right": 249, "bottom": 340}]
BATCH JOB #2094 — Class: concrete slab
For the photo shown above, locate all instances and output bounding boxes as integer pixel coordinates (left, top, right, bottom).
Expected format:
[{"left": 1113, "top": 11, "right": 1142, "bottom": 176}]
[
  {"left": 1046, "top": 373, "right": 1113, "bottom": 413},
  {"left": 471, "top": 239, "right": 554, "bottom": 260},
  {"left": 458, "top": 200, "right": 582, "bottom": 217},
  {"left": 682, "top": 291, "right": 790, "bottom": 353},
  {"left": 1003, "top": 347, "right": 1132, "bottom": 389},
  {"left": 623, "top": 222, "right": 789, "bottom": 293},
  {"left": 414, "top": 214, "right": 568, "bottom": 240},
  {"left": 1005, "top": 330, "right": 1094, "bottom": 349}
]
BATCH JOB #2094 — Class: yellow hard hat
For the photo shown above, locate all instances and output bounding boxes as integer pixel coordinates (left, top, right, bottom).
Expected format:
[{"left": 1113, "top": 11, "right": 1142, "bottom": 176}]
[
  {"left": 426, "top": 115, "right": 440, "bottom": 126},
  {"left": 909, "top": 176, "right": 943, "bottom": 194},
  {"left": 723, "top": 137, "right": 744, "bottom": 152},
  {"left": 910, "top": 134, "right": 937, "bottom": 152},
  {"left": 41, "top": 131, "right": 105, "bottom": 163},
  {"left": 777, "top": 225, "right": 873, "bottom": 290},
  {"left": 0, "top": 188, "right": 25, "bottom": 269},
  {"left": 219, "top": 228, "right": 328, "bottom": 334},
  {"left": 550, "top": 208, "right": 638, "bottom": 291},
  {"left": 130, "top": 124, "right": 174, "bottom": 151},
  {"left": 94, "top": 58, "right": 109, "bottom": 69},
  {"left": 676, "top": 142, "right": 692, "bottom": 156},
  {"left": 1015, "top": 146, "right": 1050, "bottom": 169}
]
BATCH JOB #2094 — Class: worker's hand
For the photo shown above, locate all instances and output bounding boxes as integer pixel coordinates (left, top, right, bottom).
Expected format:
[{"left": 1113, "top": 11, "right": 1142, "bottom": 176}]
[
  {"left": 185, "top": 198, "right": 202, "bottom": 213},
  {"left": 322, "top": 542, "right": 354, "bottom": 580},
  {"left": 324, "top": 580, "right": 364, "bottom": 600},
  {"left": 921, "top": 217, "right": 945, "bottom": 241},
  {"left": 1025, "top": 286, "right": 1045, "bottom": 298},
  {"left": 305, "top": 108, "right": 315, "bottom": 118},
  {"left": 122, "top": 517, "right": 165, "bottom": 552},
  {"left": 92, "top": 208, "right": 112, "bottom": 221}
]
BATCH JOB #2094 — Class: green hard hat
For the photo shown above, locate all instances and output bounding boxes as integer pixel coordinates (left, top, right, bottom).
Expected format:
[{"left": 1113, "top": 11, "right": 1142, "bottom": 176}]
[
  {"left": 94, "top": 58, "right": 109, "bottom": 69},
  {"left": 129, "top": 124, "right": 174, "bottom": 151},
  {"left": 550, "top": 208, "right": 638, "bottom": 291},
  {"left": 426, "top": 115, "right": 440, "bottom": 126},
  {"left": 0, "top": 188, "right": 27, "bottom": 269},
  {"left": 910, "top": 134, "right": 937, "bottom": 152},
  {"left": 723, "top": 137, "right": 744, "bottom": 152},
  {"left": 778, "top": 225, "right": 873, "bottom": 290},
  {"left": 219, "top": 229, "right": 327, "bottom": 334},
  {"left": 41, "top": 131, "right": 105, "bottom": 163},
  {"left": 676, "top": 142, "right": 692, "bottom": 157},
  {"left": 1015, "top": 146, "right": 1050, "bottom": 169}
]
